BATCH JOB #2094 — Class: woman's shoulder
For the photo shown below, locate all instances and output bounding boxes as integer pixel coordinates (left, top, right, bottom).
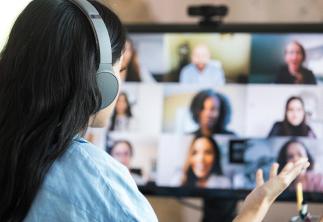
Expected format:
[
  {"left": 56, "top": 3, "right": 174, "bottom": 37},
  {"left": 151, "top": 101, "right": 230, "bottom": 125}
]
[
  {"left": 268, "top": 121, "right": 284, "bottom": 137},
  {"left": 273, "top": 121, "right": 283, "bottom": 126},
  {"left": 300, "top": 67, "right": 317, "bottom": 84},
  {"left": 275, "top": 66, "right": 293, "bottom": 83},
  {"left": 306, "top": 124, "right": 316, "bottom": 132},
  {"left": 26, "top": 137, "right": 157, "bottom": 222},
  {"left": 269, "top": 121, "right": 283, "bottom": 130},
  {"left": 301, "top": 66, "right": 314, "bottom": 74},
  {"left": 277, "top": 65, "right": 290, "bottom": 76}
]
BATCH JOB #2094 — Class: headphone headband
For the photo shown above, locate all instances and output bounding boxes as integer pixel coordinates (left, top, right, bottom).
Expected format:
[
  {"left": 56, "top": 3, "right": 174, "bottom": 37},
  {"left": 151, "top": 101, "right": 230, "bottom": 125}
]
[
  {"left": 68, "top": 0, "right": 119, "bottom": 109},
  {"left": 69, "top": 0, "right": 112, "bottom": 64}
]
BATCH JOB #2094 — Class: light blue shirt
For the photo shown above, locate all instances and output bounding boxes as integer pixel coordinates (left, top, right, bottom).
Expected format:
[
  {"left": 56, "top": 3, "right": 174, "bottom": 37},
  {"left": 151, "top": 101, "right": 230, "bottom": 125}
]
[
  {"left": 24, "top": 137, "right": 158, "bottom": 222},
  {"left": 179, "top": 60, "right": 226, "bottom": 85}
]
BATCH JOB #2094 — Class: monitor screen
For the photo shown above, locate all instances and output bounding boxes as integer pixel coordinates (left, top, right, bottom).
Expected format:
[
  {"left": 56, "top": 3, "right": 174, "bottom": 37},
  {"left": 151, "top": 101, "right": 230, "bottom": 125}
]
[{"left": 85, "top": 25, "right": 323, "bottom": 202}]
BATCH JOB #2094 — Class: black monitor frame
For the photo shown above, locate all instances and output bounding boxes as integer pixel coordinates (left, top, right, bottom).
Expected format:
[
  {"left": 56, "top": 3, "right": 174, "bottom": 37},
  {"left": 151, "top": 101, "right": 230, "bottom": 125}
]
[
  {"left": 127, "top": 23, "right": 323, "bottom": 203},
  {"left": 126, "top": 23, "right": 323, "bottom": 33}
]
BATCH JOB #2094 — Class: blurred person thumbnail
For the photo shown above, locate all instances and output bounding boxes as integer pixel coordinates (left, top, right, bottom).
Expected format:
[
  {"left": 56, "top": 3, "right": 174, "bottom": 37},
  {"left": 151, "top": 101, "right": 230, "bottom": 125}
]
[
  {"left": 108, "top": 140, "right": 147, "bottom": 185},
  {"left": 277, "top": 139, "right": 323, "bottom": 192},
  {"left": 120, "top": 39, "right": 155, "bottom": 83},
  {"left": 109, "top": 91, "right": 135, "bottom": 131},
  {"left": 179, "top": 44, "right": 225, "bottom": 85},
  {"left": 275, "top": 41, "right": 317, "bottom": 85},
  {"left": 173, "top": 135, "right": 231, "bottom": 189},
  {"left": 190, "top": 89, "right": 235, "bottom": 136},
  {"left": 268, "top": 96, "right": 316, "bottom": 138}
]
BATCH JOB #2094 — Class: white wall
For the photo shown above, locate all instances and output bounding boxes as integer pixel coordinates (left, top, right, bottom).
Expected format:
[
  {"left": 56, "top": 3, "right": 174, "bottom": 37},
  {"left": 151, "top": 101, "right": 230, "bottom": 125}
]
[
  {"left": 246, "top": 85, "right": 323, "bottom": 138},
  {"left": 0, "top": 0, "right": 32, "bottom": 51}
]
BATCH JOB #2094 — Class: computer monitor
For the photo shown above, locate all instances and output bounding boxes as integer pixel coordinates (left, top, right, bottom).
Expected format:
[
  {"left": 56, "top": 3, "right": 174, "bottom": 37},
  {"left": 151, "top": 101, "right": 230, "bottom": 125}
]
[{"left": 86, "top": 24, "right": 323, "bottom": 202}]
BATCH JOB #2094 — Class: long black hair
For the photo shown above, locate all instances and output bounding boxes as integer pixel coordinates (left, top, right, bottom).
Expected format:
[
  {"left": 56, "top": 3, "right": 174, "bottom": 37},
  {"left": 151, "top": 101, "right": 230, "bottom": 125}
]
[
  {"left": 182, "top": 135, "right": 223, "bottom": 187},
  {"left": 0, "top": 0, "right": 125, "bottom": 221}
]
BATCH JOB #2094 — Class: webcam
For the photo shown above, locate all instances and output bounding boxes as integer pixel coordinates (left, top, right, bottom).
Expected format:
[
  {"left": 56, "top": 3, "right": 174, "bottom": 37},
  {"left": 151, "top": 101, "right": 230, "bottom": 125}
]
[{"left": 187, "top": 5, "right": 229, "bottom": 26}]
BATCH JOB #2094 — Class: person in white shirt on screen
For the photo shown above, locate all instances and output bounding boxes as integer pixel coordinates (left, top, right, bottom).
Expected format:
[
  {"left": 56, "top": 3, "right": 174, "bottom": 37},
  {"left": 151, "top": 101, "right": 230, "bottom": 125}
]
[{"left": 179, "top": 44, "right": 226, "bottom": 85}]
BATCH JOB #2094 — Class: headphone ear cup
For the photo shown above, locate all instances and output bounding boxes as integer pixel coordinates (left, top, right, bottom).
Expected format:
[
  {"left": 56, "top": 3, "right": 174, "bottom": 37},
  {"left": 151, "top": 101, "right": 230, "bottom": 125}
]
[{"left": 97, "top": 71, "right": 119, "bottom": 109}]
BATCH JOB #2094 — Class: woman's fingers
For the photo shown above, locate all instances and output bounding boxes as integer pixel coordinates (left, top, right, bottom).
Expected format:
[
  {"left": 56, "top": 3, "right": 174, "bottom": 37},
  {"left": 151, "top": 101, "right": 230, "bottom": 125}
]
[
  {"left": 256, "top": 169, "right": 264, "bottom": 187},
  {"left": 279, "top": 158, "right": 310, "bottom": 185},
  {"left": 279, "top": 162, "right": 294, "bottom": 177},
  {"left": 270, "top": 163, "right": 279, "bottom": 180}
]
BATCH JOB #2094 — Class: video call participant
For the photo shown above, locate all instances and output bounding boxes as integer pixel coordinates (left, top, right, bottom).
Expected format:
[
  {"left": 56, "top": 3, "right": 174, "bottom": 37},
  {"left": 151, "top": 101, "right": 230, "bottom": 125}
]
[
  {"left": 275, "top": 41, "right": 317, "bottom": 84},
  {"left": 0, "top": 0, "right": 157, "bottom": 221},
  {"left": 109, "top": 91, "right": 134, "bottom": 131},
  {"left": 179, "top": 44, "right": 226, "bottom": 85},
  {"left": 190, "top": 89, "right": 235, "bottom": 137},
  {"left": 277, "top": 139, "right": 323, "bottom": 192},
  {"left": 181, "top": 136, "right": 231, "bottom": 188},
  {"left": 189, "top": 89, "right": 236, "bottom": 221},
  {"left": 120, "top": 39, "right": 155, "bottom": 82},
  {"left": 179, "top": 135, "right": 235, "bottom": 222},
  {"left": 268, "top": 96, "right": 316, "bottom": 138},
  {"left": 108, "top": 140, "right": 146, "bottom": 185}
]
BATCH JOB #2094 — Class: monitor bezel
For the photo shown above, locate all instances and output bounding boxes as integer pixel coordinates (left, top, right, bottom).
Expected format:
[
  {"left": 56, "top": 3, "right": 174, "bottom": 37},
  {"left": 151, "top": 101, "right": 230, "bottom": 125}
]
[{"left": 126, "top": 23, "right": 323, "bottom": 33}]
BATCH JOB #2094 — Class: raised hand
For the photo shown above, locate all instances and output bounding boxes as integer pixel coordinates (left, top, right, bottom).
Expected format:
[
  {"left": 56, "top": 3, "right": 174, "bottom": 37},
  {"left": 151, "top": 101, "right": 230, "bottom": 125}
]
[{"left": 233, "top": 158, "right": 310, "bottom": 222}]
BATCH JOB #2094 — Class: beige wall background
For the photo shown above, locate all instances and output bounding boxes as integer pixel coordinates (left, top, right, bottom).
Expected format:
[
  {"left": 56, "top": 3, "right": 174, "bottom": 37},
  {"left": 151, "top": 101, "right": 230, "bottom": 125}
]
[
  {"left": 1, "top": 0, "right": 322, "bottom": 221},
  {"left": 2, "top": 0, "right": 323, "bottom": 50},
  {"left": 107, "top": 0, "right": 323, "bottom": 24}
]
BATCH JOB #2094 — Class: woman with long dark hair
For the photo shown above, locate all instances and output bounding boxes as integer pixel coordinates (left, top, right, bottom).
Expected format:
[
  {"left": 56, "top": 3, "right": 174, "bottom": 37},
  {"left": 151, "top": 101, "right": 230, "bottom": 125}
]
[
  {"left": 277, "top": 139, "right": 314, "bottom": 173},
  {"left": 276, "top": 139, "right": 323, "bottom": 192},
  {"left": 120, "top": 39, "right": 142, "bottom": 82},
  {"left": 119, "top": 39, "right": 155, "bottom": 83},
  {"left": 0, "top": 0, "right": 157, "bottom": 221},
  {"left": 275, "top": 41, "right": 317, "bottom": 84},
  {"left": 181, "top": 135, "right": 230, "bottom": 188},
  {"left": 109, "top": 91, "right": 133, "bottom": 131},
  {"left": 268, "top": 96, "right": 316, "bottom": 138},
  {"left": 190, "top": 89, "right": 235, "bottom": 137}
]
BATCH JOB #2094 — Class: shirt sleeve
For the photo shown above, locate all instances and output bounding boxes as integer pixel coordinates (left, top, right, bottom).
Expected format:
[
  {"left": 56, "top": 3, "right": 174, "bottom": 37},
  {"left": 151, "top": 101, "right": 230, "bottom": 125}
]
[
  {"left": 24, "top": 140, "right": 158, "bottom": 222},
  {"left": 218, "top": 66, "right": 226, "bottom": 85},
  {"left": 268, "top": 122, "right": 280, "bottom": 137},
  {"left": 79, "top": 143, "right": 159, "bottom": 222},
  {"left": 179, "top": 67, "right": 188, "bottom": 83}
]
